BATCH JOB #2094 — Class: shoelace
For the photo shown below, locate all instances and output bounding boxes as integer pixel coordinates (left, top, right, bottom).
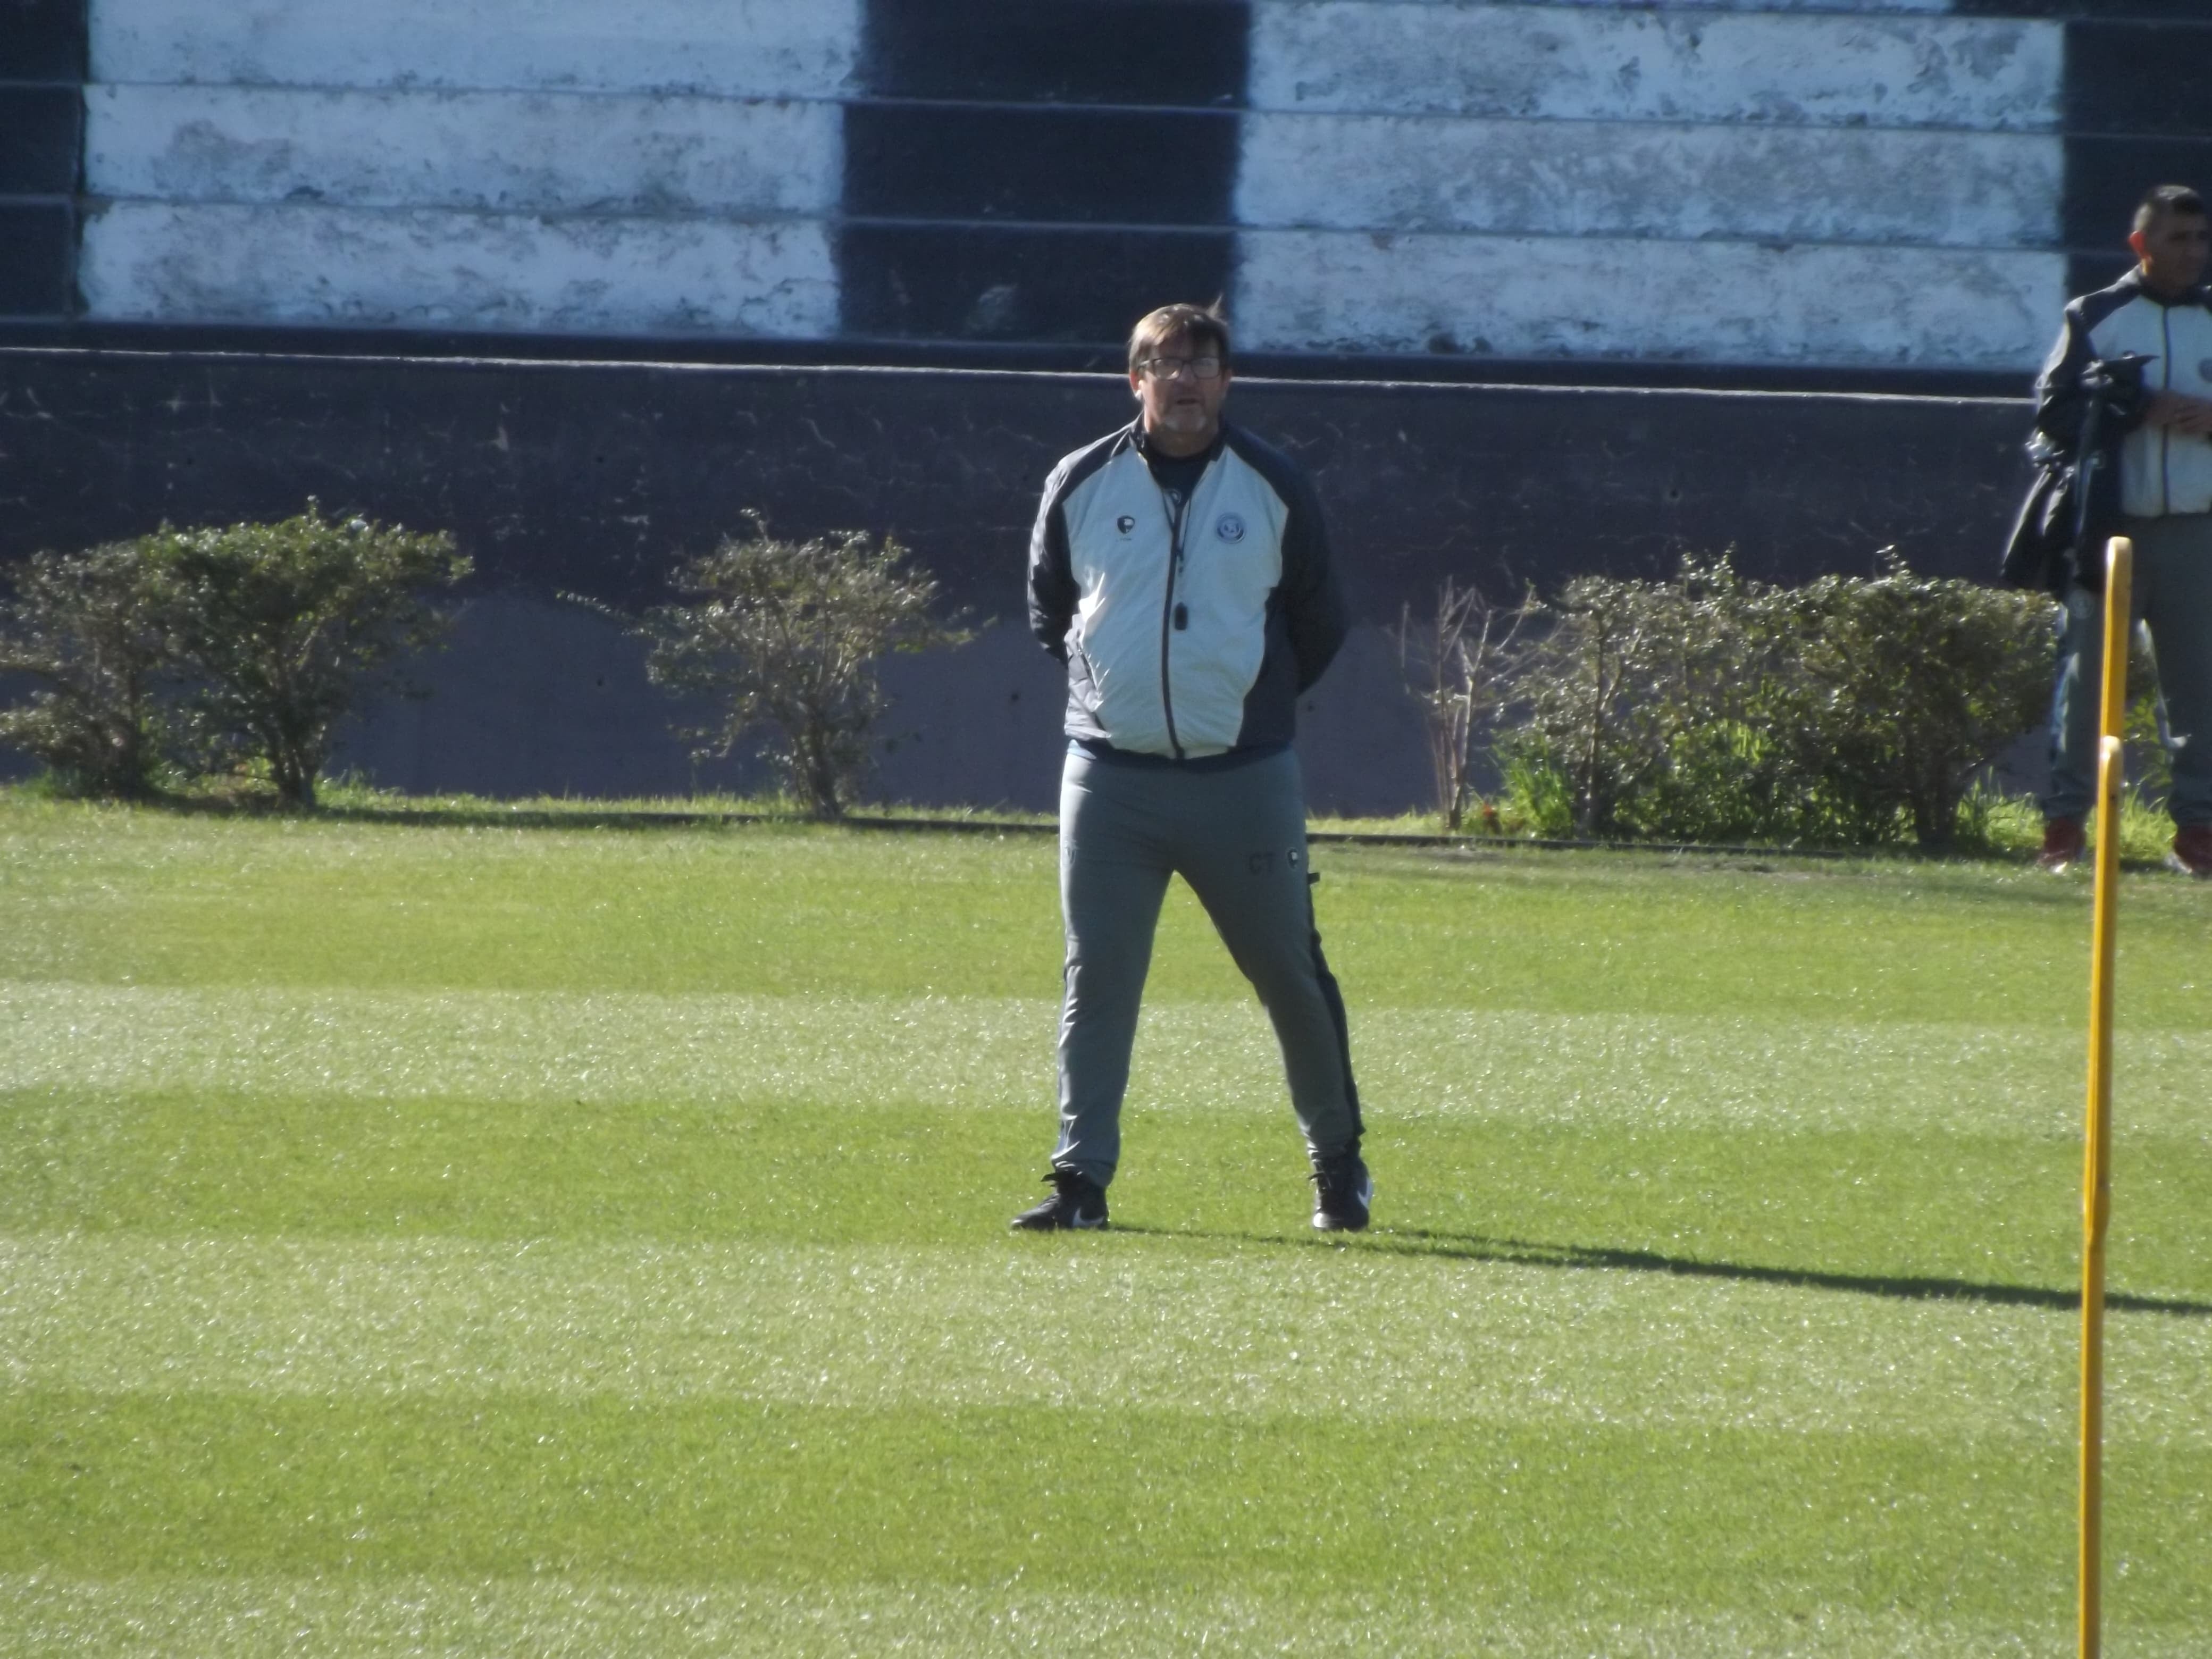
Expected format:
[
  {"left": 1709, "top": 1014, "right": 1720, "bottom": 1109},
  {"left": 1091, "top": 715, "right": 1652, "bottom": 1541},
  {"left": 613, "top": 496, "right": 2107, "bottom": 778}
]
[{"left": 1311, "top": 1161, "right": 1356, "bottom": 1202}]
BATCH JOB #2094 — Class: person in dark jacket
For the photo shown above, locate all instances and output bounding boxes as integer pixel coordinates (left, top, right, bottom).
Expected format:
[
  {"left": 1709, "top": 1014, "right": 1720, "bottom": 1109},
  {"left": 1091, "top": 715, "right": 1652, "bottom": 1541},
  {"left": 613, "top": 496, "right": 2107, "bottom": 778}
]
[
  {"left": 1012, "top": 303, "right": 1370, "bottom": 1233},
  {"left": 2034, "top": 185, "right": 2212, "bottom": 876}
]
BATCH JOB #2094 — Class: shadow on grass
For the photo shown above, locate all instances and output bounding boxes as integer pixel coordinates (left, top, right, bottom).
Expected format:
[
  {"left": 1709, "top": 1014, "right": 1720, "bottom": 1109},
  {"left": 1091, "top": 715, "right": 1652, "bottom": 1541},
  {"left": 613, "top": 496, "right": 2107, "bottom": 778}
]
[{"left": 1113, "top": 1222, "right": 2212, "bottom": 1319}]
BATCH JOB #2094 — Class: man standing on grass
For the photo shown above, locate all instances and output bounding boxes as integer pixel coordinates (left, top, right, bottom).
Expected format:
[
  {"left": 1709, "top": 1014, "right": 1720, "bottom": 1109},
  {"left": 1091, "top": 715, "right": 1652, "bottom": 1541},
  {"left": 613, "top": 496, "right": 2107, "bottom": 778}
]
[
  {"left": 1012, "top": 303, "right": 1369, "bottom": 1233},
  {"left": 2037, "top": 184, "right": 2212, "bottom": 877}
]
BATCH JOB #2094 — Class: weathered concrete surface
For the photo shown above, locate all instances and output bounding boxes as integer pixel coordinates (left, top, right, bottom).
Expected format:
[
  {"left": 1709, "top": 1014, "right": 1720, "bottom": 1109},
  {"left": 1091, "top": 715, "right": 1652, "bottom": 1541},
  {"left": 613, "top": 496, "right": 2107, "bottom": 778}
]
[
  {"left": 65, "top": 0, "right": 2096, "bottom": 377},
  {"left": 1234, "top": 231, "right": 2065, "bottom": 370},
  {"left": 91, "top": 0, "right": 861, "bottom": 99},
  {"left": 85, "top": 86, "right": 842, "bottom": 216},
  {"left": 1238, "top": 114, "right": 2060, "bottom": 247},
  {"left": 1249, "top": 4, "right": 2062, "bottom": 130},
  {"left": 79, "top": 203, "right": 839, "bottom": 336}
]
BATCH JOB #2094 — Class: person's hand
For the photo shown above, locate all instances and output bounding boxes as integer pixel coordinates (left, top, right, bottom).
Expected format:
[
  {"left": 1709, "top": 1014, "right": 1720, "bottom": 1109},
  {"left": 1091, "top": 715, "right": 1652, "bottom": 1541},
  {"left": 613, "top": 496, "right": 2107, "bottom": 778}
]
[{"left": 2141, "top": 390, "right": 2212, "bottom": 435}]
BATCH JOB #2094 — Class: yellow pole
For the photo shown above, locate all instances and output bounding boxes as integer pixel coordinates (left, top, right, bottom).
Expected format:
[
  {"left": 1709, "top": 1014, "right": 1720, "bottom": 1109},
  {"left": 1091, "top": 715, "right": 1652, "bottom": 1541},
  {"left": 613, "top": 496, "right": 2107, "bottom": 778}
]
[
  {"left": 2080, "top": 534, "right": 2131, "bottom": 1659},
  {"left": 2098, "top": 536, "right": 2133, "bottom": 761}
]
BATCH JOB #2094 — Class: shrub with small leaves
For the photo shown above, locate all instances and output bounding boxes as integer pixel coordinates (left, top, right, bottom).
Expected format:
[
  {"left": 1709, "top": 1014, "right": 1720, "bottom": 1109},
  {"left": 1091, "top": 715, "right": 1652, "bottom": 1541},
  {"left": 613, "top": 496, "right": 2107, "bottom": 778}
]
[
  {"left": 1775, "top": 560, "right": 2059, "bottom": 849},
  {"left": 0, "top": 540, "right": 178, "bottom": 798},
  {"left": 1504, "top": 558, "right": 1800, "bottom": 841},
  {"left": 640, "top": 516, "right": 971, "bottom": 819},
  {"left": 1494, "top": 555, "right": 2058, "bottom": 849},
  {"left": 156, "top": 504, "right": 470, "bottom": 808}
]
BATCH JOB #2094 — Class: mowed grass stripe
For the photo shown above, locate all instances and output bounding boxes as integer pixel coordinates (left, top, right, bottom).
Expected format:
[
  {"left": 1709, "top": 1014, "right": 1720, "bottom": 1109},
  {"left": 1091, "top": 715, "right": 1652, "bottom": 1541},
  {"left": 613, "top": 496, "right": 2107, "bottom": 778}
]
[
  {"left": 9, "top": 1583, "right": 2203, "bottom": 1659},
  {"left": 15, "top": 1389, "right": 2208, "bottom": 1620},
  {"left": 8, "top": 806, "right": 2212, "bottom": 1027},
  {"left": 9, "top": 1087, "right": 2210, "bottom": 1295},
  {"left": 5, "top": 1576, "right": 2182, "bottom": 1659},
  {"left": 14, "top": 1236, "right": 2206, "bottom": 1439},
  {"left": 8, "top": 981, "right": 2212, "bottom": 1138}
]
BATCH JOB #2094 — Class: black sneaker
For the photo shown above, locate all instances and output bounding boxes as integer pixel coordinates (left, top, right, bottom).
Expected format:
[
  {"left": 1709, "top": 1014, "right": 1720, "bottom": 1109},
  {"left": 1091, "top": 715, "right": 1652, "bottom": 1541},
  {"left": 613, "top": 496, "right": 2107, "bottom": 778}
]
[
  {"left": 1311, "top": 1151, "right": 1372, "bottom": 1233},
  {"left": 1009, "top": 1168, "right": 1109, "bottom": 1231}
]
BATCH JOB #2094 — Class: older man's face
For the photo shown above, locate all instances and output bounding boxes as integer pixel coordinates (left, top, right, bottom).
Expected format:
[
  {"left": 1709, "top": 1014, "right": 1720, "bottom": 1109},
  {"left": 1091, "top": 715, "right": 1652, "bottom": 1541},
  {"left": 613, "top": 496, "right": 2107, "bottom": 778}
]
[{"left": 1129, "top": 331, "right": 1231, "bottom": 454}]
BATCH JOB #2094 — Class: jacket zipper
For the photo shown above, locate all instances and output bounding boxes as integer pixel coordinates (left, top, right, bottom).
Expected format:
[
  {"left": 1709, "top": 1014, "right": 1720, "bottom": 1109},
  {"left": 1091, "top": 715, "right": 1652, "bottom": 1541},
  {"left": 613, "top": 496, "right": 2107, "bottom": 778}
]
[
  {"left": 2161, "top": 306, "right": 2174, "bottom": 516},
  {"left": 1158, "top": 487, "right": 1188, "bottom": 760}
]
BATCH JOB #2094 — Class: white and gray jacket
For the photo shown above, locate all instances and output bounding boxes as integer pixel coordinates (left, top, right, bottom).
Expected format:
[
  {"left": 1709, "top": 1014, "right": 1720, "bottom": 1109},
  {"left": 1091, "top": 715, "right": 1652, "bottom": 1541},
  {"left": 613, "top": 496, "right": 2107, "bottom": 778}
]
[
  {"left": 2035, "top": 270, "right": 2212, "bottom": 519},
  {"left": 1027, "top": 421, "right": 1348, "bottom": 760}
]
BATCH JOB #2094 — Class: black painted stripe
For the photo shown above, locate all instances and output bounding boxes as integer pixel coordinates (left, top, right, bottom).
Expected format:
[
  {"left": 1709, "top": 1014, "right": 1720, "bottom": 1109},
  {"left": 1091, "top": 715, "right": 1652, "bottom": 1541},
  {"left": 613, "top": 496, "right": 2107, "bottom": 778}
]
[
  {"left": 1954, "top": 2, "right": 2212, "bottom": 19},
  {"left": 0, "top": 85, "right": 80, "bottom": 194},
  {"left": 838, "top": 223, "right": 1234, "bottom": 344},
  {"left": 860, "top": 1, "right": 1247, "bottom": 106},
  {"left": 0, "top": 0, "right": 81, "bottom": 319},
  {"left": 0, "top": 200, "right": 73, "bottom": 314},
  {"left": 844, "top": 1, "right": 1246, "bottom": 345},
  {"left": 2066, "top": 22, "right": 2212, "bottom": 139},
  {"left": 844, "top": 104, "right": 1237, "bottom": 226},
  {"left": 2058, "top": 18, "right": 2212, "bottom": 305},
  {"left": 2064, "top": 136, "right": 2212, "bottom": 253},
  {"left": 0, "top": 0, "right": 87, "bottom": 80}
]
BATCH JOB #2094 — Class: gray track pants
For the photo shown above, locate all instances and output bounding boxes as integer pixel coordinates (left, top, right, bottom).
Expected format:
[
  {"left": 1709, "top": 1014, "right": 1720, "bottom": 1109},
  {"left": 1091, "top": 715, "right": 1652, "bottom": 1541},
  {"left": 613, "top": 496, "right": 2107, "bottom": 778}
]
[
  {"left": 2045, "top": 513, "right": 2212, "bottom": 827},
  {"left": 1052, "top": 745, "right": 1363, "bottom": 1188}
]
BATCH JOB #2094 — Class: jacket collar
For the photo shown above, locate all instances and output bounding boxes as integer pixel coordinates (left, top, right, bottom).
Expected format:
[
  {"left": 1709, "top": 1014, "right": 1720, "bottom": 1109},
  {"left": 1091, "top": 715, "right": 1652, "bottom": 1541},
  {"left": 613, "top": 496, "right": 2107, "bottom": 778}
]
[
  {"left": 2116, "top": 266, "right": 2212, "bottom": 309},
  {"left": 1130, "top": 420, "right": 1229, "bottom": 466}
]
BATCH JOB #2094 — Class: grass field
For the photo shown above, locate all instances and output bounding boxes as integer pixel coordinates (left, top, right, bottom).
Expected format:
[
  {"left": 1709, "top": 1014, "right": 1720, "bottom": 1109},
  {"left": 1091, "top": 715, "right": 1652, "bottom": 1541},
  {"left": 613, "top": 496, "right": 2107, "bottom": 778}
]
[{"left": 3, "top": 794, "right": 2209, "bottom": 1655}]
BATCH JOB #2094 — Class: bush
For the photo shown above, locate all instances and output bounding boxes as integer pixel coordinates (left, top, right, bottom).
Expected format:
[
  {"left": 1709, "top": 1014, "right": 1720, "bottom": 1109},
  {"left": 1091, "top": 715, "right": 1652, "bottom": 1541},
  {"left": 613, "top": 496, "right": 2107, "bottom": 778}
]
[
  {"left": 1775, "top": 561, "right": 2058, "bottom": 848},
  {"left": 156, "top": 505, "right": 470, "bottom": 808},
  {"left": 1503, "top": 559, "right": 1805, "bottom": 841},
  {"left": 0, "top": 541, "right": 177, "bottom": 799},
  {"left": 1493, "top": 556, "right": 2058, "bottom": 850},
  {"left": 640, "top": 517, "right": 971, "bottom": 819}
]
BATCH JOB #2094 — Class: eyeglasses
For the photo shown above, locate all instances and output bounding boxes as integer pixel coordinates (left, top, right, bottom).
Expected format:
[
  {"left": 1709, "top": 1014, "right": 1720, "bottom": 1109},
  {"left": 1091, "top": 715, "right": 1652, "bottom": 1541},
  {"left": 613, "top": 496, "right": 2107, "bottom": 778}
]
[{"left": 1136, "top": 355, "right": 1224, "bottom": 381}]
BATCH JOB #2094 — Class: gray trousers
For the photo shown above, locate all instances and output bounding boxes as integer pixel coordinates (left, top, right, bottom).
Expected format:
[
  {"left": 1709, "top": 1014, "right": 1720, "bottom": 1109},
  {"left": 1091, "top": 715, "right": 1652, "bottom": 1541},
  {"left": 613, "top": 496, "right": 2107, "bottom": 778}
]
[
  {"left": 2045, "top": 513, "right": 2212, "bottom": 827},
  {"left": 1052, "top": 745, "right": 1363, "bottom": 1188}
]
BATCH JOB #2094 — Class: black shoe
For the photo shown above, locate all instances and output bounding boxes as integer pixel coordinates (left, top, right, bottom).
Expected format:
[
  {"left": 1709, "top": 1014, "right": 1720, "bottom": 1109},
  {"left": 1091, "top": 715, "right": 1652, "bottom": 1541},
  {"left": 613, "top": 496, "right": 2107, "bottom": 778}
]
[
  {"left": 1311, "top": 1151, "right": 1372, "bottom": 1233},
  {"left": 1010, "top": 1168, "right": 1109, "bottom": 1231}
]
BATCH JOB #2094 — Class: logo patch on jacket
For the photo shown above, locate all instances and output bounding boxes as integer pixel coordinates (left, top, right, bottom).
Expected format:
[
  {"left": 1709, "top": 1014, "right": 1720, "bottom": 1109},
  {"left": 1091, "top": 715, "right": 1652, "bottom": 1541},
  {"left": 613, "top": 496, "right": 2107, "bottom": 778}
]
[
  {"left": 2200, "top": 359, "right": 2212, "bottom": 382},
  {"left": 1116, "top": 514, "right": 1135, "bottom": 535},
  {"left": 1214, "top": 513, "right": 1245, "bottom": 542}
]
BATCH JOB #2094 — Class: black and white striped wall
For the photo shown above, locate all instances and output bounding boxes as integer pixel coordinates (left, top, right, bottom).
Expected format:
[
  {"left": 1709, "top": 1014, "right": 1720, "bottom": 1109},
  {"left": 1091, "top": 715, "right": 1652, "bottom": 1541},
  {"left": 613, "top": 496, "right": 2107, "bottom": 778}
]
[{"left": 8, "top": 1, "right": 2212, "bottom": 380}]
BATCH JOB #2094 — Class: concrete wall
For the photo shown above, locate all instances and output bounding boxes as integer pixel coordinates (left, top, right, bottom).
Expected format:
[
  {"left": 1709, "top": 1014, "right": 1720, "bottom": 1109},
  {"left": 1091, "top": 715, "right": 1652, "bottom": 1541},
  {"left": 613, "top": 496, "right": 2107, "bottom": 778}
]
[
  {"left": 0, "top": 345, "right": 2028, "bottom": 810},
  {"left": 1234, "top": 3, "right": 2066, "bottom": 368},
  {"left": 9, "top": 1, "right": 2208, "bottom": 806},
  {"left": 78, "top": 0, "right": 852, "bottom": 337},
  {"left": 34, "top": 0, "right": 2209, "bottom": 377}
]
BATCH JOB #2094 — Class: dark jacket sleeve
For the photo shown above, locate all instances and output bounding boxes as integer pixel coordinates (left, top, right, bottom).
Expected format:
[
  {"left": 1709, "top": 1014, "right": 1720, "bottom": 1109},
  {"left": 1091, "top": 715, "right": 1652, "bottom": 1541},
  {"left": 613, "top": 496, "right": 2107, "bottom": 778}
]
[
  {"left": 1027, "top": 462, "right": 1078, "bottom": 663},
  {"left": 2032, "top": 303, "right": 2099, "bottom": 450},
  {"left": 1278, "top": 465, "right": 1348, "bottom": 693},
  {"left": 2033, "top": 289, "right": 2149, "bottom": 451}
]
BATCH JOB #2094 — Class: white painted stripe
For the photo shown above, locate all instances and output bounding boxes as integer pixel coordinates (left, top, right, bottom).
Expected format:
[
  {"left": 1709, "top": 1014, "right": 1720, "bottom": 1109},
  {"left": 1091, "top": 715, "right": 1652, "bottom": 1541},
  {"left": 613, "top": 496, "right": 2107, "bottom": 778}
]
[
  {"left": 1238, "top": 114, "right": 2060, "bottom": 249},
  {"left": 1249, "top": 4, "right": 2060, "bottom": 131},
  {"left": 79, "top": 202, "right": 839, "bottom": 337},
  {"left": 85, "top": 85, "right": 842, "bottom": 217},
  {"left": 1233, "top": 230, "right": 2067, "bottom": 370},
  {"left": 89, "top": 0, "right": 862, "bottom": 100}
]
